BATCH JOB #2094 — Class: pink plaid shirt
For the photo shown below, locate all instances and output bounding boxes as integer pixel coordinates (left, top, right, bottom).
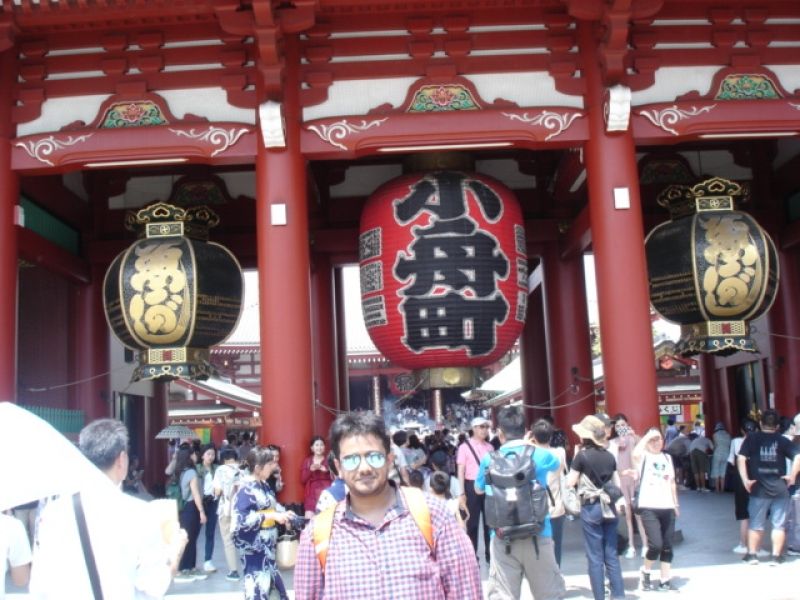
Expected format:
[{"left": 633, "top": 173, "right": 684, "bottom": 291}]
[{"left": 294, "top": 486, "right": 482, "bottom": 599}]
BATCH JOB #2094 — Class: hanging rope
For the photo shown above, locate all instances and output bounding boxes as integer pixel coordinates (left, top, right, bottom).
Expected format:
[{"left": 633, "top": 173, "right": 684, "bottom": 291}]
[{"left": 24, "top": 364, "right": 131, "bottom": 393}]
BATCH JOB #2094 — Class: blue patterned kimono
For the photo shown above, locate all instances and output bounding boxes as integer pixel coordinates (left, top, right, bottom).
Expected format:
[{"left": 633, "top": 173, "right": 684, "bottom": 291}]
[{"left": 232, "top": 480, "right": 288, "bottom": 600}]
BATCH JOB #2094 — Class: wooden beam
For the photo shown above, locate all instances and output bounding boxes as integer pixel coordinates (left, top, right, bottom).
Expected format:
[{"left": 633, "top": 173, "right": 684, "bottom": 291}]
[
  {"left": 559, "top": 203, "right": 591, "bottom": 259},
  {"left": 18, "top": 226, "right": 90, "bottom": 284}
]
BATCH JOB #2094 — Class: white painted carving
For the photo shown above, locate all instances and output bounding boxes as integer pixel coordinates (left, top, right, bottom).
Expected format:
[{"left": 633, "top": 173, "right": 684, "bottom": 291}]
[
  {"left": 259, "top": 101, "right": 285, "bottom": 148},
  {"left": 605, "top": 84, "right": 632, "bottom": 132},
  {"left": 307, "top": 118, "right": 389, "bottom": 150},
  {"left": 637, "top": 105, "right": 716, "bottom": 136},
  {"left": 15, "top": 134, "right": 94, "bottom": 166},
  {"left": 502, "top": 111, "right": 583, "bottom": 141},
  {"left": 168, "top": 127, "right": 249, "bottom": 156}
]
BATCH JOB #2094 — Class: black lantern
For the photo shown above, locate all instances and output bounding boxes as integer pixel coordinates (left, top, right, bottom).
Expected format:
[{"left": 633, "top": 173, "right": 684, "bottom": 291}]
[
  {"left": 646, "top": 177, "right": 779, "bottom": 355},
  {"left": 103, "top": 202, "right": 243, "bottom": 380}
]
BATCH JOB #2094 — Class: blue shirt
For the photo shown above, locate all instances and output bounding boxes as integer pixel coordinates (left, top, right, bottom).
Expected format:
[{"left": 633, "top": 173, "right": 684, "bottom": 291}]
[{"left": 475, "top": 440, "right": 560, "bottom": 538}]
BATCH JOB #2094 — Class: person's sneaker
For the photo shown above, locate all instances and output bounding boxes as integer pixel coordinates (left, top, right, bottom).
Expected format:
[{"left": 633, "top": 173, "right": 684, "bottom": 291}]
[
  {"left": 174, "top": 570, "right": 195, "bottom": 583},
  {"left": 624, "top": 546, "right": 636, "bottom": 559},
  {"left": 658, "top": 580, "right": 677, "bottom": 591},
  {"left": 767, "top": 555, "right": 785, "bottom": 566},
  {"left": 641, "top": 547, "right": 648, "bottom": 559},
  {"left": 786, "top": 547, "right": 800, "bottom": 556},
  {"left": 640, "top": 569, "right": 653, "bottom": 591},
  {"left": 742, "top": 553, "right": 759, "bottom": 565},
  {"left": 756, "top": 549, "right": 770, "bottom": 558},
  {"left": 732, "top": 544, "right": 748, "bottom": 554},
  {"left": 203, "top": 560, "right": 217, "bottom": 573},
  {"left": 190, "top": 569, "right": 208, "bottom": 581},
  {"left": 226, "top": 571, "right": 241, "bottom": 581}
]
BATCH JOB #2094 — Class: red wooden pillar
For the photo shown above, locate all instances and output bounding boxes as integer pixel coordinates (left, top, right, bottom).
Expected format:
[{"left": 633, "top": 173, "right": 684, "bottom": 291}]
[
  {"left": 769, "top": 249, "right": 800, "bottom": 417},
  {"left": 579, "top": 23, "right": 659, "bottom": 435},
  {"left": 144, "top": 381, "right": 168, "bottom": 492},
  {"left": 699, "top": 354, "right": 719, "bottom": 432},
  {"left": 520, "top": 281, "right": 551, "bottom": 426},
  {"left": 256, "top": 37, "right": 313, "bottom": 505},
  {"left": 311, "top": 253, "right": 337, "bottom": 438},
  {"left": 334, "top": 267, "right": 349, "bottom": 413},
  {"left": 541, "top": 244, "right": 595, "bottom": 432},
  {"left": 70, "top": 264, "right": 110, "bottom": 420},
  {"left": 0, "top": 47, "right": 18, "bottom": 402}
]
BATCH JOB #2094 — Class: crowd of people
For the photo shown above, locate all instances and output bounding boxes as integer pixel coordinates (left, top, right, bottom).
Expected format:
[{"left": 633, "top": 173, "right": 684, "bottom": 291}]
[{"left": 4, "top": 405, "right": 800, "bottom": 599}]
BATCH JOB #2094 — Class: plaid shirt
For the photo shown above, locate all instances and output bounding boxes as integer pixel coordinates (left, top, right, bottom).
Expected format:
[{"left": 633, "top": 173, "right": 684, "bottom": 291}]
[{"left": 294, "top": 485, "right": 482, "bottom": 599}]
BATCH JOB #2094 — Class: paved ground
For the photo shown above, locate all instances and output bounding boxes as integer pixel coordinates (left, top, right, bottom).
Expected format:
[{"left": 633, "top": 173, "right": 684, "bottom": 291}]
[{"left": 8, "top": 489, "right": 799, "bottom": 599}]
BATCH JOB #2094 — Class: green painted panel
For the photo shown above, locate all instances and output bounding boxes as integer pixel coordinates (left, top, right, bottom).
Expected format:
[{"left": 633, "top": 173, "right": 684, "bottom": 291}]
[{"left": 20, "top": 197, "right": 80, "bottom": 255}]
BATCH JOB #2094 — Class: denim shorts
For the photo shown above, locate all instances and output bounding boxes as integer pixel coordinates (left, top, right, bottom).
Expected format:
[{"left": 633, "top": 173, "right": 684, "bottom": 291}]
[{"left": 748, "top": 495, "right": 790, "bottom": 531}]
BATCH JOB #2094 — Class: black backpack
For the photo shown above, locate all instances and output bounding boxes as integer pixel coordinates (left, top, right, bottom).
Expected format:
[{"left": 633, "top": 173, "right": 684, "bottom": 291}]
[{"left": 484, "top": 445, "right": 550, "bottom": 554}]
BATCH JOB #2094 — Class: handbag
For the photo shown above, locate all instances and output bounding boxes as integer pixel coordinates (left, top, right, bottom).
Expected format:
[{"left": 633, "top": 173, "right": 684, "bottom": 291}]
[
  {"left": 276, "top": 535, "right": 299, "bottom": 570},
  {"left": 562, "top": 479, "right": 581, "bottom": 516},
  {"left": 631, "top": 455, "right": 647, "bottom": 514}
]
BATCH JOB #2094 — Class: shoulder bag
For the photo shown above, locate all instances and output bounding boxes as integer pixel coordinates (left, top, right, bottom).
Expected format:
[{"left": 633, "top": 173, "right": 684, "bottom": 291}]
[{"left": 630, "top": 455, "right": 648, "bottom": 514}]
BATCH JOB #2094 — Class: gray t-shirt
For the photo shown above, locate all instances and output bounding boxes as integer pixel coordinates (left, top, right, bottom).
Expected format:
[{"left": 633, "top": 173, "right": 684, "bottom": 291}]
[{"left": 180, "top": 468, "right": 198, "bottom": 502}]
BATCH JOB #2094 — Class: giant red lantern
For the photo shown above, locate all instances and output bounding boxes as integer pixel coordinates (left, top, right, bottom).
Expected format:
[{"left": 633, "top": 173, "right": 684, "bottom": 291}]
[{"left": 359, "top": 171, "right": 527, "bottom": 373}]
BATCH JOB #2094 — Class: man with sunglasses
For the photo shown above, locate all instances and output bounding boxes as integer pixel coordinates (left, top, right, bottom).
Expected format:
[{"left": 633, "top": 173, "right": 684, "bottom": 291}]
[
  {"left": 294, "top": 412, "right": 481, "bottom": 599},
  {"left": 457, "top": 415, "right": 495, "bottom": 563}
]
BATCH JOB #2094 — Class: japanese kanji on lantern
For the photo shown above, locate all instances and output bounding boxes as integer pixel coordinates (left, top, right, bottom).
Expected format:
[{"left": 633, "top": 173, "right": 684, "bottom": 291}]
[
  {"left": 103, "top": 202, "right": 243, "bottom": 381},
  {"left": 359, "top": 170, "right": 528, "bottom": 381},
  {"left": 646, "top": 177, "right": 779, "bottom": 356}
]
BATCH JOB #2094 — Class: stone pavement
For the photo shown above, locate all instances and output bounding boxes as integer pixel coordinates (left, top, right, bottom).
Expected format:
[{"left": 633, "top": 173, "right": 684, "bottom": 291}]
[{"left": 8, "top": 488, "right": 798, "bottom": 599}]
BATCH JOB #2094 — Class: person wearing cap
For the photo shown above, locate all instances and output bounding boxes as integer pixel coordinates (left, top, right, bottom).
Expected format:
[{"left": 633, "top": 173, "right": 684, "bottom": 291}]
[
  {"left": 711, "top": 422, "right": 732, "bottom": 493},
  {"left": 456, "top": 415, "right": 494, "bottom": 563},
  {"left": 566, "top": 415, "right": 626, "bottom": 600}
]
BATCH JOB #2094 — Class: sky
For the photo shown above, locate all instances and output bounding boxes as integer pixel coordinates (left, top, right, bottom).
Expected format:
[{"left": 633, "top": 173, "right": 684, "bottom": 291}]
[{"left": 227, "top": 256, "right": 680, "bottom": 348}]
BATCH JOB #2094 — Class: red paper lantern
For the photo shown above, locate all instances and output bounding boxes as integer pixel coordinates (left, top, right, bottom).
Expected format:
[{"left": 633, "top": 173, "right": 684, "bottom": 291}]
[{"left": 359, "top": 171, "right": 527, "bottom": 370}]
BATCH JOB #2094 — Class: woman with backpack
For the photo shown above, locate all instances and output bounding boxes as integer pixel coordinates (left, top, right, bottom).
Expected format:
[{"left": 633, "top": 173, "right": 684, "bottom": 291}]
[
  {"left": 631, "top": 427, "right": 680, "bottom": 591},
  {"left": 173, "top": 446, "right": 209, "bottom": 583},
  {"left": 566, "top": 415, "right": 625, "bottom": 600},
  {"left": 233, "top": 446, "right": 297, "bottom": 600}
]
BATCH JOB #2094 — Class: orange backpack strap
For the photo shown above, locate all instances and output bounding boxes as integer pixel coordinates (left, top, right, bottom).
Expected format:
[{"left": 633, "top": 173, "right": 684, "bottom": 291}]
[
  {"left": 313, "top": 502, "right": 339, "bottom": 571},
  {"left": 400, "top": 487, "right": 434, "bottom": 552},
  {"left": 313, "top": 488, "right": 435, "bottom": 571}
]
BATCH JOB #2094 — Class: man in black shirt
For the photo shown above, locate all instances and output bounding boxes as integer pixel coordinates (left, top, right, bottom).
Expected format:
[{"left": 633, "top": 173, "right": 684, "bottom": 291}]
[{"left": 737, "top": 409, "right": 800, "bottom": 565}]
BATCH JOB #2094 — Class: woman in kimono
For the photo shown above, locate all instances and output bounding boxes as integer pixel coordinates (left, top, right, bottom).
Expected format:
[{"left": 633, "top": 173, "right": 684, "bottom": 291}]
[{"left": 233, "top": 447, "right": 297, "bottom": 600}]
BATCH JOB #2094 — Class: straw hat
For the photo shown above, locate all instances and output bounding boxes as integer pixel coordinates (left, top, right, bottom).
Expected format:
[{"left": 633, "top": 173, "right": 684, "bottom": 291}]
[{"left": 572, "top": 415, "right": 608, "bottom": 444}]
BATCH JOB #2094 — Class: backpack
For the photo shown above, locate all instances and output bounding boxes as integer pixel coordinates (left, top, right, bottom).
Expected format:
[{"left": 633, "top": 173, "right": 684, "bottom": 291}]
[
  {"left": 165, "top": 477, "right": 185, "bottom": 511},
  {"left": 312, "top": 486, "right": 433, "bottom": 571},
  {"left": 484, "top": 445, "right": 550, "bottom": 554}
]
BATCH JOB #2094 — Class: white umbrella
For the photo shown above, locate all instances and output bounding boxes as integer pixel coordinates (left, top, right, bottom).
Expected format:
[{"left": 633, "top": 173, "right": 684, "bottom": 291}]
[
  {"left": 0, "top": 402, "right": 112, "bottom": 512},
  {"left": 154, "top": 423, "right": 197, "bottom": 440}
]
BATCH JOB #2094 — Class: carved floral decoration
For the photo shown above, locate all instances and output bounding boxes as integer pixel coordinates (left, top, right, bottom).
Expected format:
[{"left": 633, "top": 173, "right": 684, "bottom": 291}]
[
  {"left": 101, "top": 101, "right": 168, "bottom": 128},
  {"left": 407, "top": 85, "right": 480, "bottom": 112}
]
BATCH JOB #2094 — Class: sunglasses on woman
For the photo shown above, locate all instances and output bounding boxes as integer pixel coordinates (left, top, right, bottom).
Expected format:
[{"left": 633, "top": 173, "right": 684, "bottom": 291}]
[{"left": 339, "top": 451, "right": 387, "bottom": 471}]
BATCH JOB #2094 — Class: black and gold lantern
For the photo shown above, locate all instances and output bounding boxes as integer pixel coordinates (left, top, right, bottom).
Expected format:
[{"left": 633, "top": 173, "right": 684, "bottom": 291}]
[
  {"left": 103, "top": 202, "right": 243, "bottom": 381},
  {"left": 646, "top": 177, "right": 778, "bottom": 355}
]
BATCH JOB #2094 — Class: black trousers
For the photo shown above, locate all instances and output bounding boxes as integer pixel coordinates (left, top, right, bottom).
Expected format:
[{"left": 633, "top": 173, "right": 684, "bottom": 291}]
[
  {"left": 639, "top": 508, "right": 676, "bottom": 564},
  {"left": 464, "top": 480, "right": 490, "bottom": 562}
]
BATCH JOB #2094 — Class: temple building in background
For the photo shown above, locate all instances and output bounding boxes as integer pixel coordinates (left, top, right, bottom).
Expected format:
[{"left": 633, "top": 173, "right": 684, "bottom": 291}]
[{"left": 3, "top": 0, "right": 800, "bottom": 501}]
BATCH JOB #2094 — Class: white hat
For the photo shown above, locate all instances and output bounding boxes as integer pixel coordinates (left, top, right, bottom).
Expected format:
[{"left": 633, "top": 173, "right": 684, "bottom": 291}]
[{"left": 470, "top": 416, "right": 490, "bottom": 429}]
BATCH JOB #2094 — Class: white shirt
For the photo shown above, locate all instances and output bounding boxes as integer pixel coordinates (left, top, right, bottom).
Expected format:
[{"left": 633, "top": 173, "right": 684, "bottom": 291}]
[
  {"left": 636, "top": 453, "right": 676, "bottom": 510},
  {"left": 1, "top": 513, "right": 32, "bottom": 599},
  {"left": 29, "top": 481, "right": 172, "bottom": 600}
]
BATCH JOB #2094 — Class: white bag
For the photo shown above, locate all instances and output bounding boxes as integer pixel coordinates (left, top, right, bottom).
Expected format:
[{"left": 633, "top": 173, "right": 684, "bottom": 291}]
[{"left": 276, "top": 535, "right": 299, "bottom": 570}]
